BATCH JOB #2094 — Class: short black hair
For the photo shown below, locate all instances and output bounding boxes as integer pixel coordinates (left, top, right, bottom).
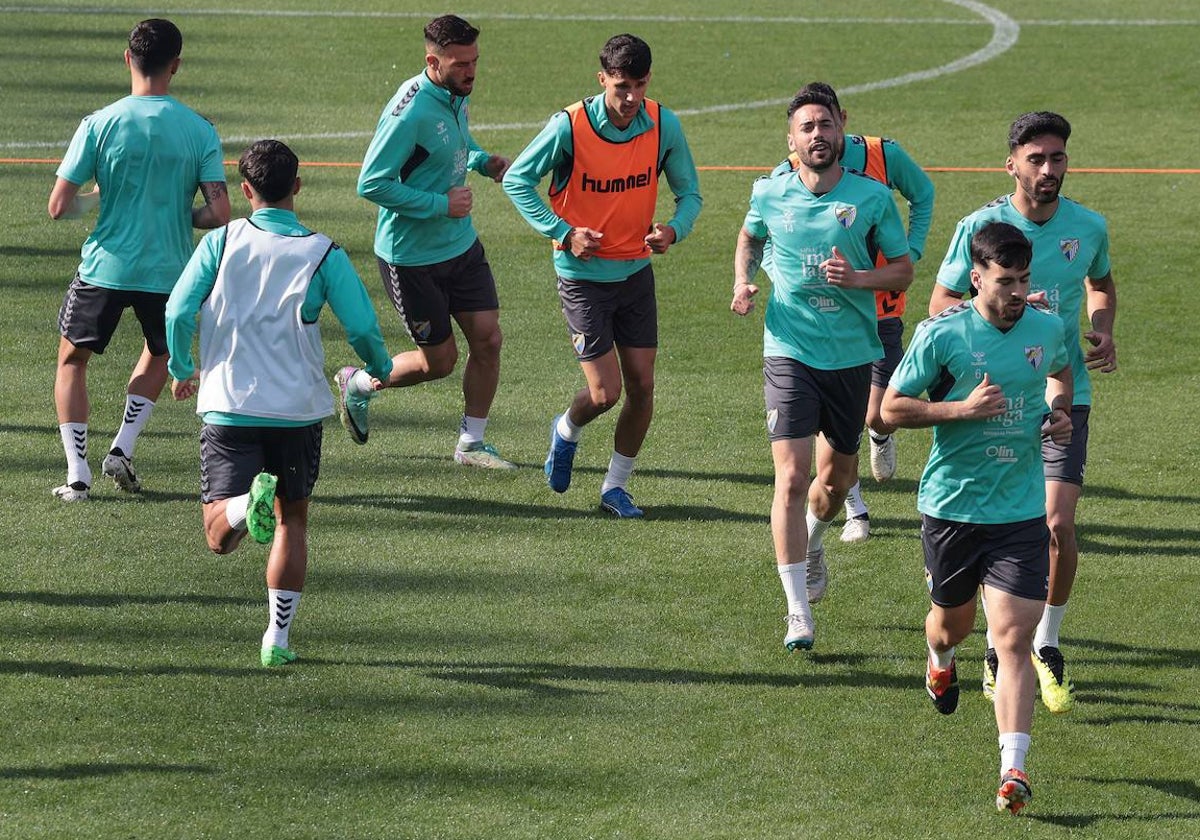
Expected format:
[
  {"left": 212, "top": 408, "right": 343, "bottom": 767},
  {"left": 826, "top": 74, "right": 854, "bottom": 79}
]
[
  {"left": 970, "top": 221, "right": 1033, "bottom": 271},
  {"left": 787, "top": 84, "right": 840, "bottom": 121},
  {"left": 794, "top": 81, "right": 842, "bottom": 115},
  {"left": 424, "top": 15, "right": 479, "bottom": 51},
  {"left": 238, "top": 139, "right": 299, "bottom": 203},
  {"left": 599, "top": 34, "right": 652, "bottom": 78},
  {"left": 128, "top": 18, "right": 182, "bottom": 76},
  {"left": 1008, "top": 111, "right": 1071, "bottom": 150}
]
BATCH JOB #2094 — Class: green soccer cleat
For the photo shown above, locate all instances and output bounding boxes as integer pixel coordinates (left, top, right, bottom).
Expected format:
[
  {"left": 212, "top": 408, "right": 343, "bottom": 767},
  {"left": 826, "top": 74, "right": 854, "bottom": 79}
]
[
  {"left": 246, "top": 472, "right": 277, "bottom": 545},
  {"left": 1032, "top": 645, "right": 1075, "bottom": 713},
  {"left": 260, "top": 645, "right": 298, "bottom": 668}
]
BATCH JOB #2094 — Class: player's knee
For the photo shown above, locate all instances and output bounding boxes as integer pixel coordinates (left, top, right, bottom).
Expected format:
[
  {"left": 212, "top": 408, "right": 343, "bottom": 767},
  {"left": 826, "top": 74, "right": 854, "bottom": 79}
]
[
  {"left": 588, "top": 384, "right": 622, "bottom": 412},
  {"left": 469, "top": 326, "right": 503, "bottom": 362},
  {"left": 421, "top": 345, "right": 459, "bottom": 379}
]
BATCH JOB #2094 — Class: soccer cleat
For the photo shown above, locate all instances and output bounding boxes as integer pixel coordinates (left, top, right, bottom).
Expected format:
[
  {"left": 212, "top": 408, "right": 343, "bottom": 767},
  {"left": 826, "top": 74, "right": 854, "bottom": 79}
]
[
  {"left": 544, "top": 415, "right": 578, "bottom": 493},
  {"left": 454, "top": 441, "right": 517, "bottom": 470},
  {"left": 333, "top": 365, "right": 371, "bottom": 445},
  {"left": 600, "top": 487, "right": 643, "bottom": 519},
  {"left": 260, "top": 645, "right": 298, "bottom": 668},
  {"left": 840, "top": 513, "right": 870, "bottom": 544},
  {"left": 1032, "top": 645, "right": 1075, "bottom": 713},
  {"left": 102, "top": 448, "right": 141, "bottom": 493},
  {"left": 869, "top": 433, "right": 897, "bottom": 482},
  {"left": 52, "top": 481, "right": 89, "bottom": 502},
  {"left": 806, "top": 544, "right": 828, "bottom": 603},
  {"left": 996, "top": 769, "right": 1033, "bottom": 814},
  {"left": 245, "top": 472, "right": 278, "bottom": 545},
  {"left": 982, "top": 647, "right": 999, "bottom": 702},
  {"left": 784, "top": 611, "right": 815, "bottom": 651},
  {"left": 926, "top": 657, "right": 960, "bottom": 714}
]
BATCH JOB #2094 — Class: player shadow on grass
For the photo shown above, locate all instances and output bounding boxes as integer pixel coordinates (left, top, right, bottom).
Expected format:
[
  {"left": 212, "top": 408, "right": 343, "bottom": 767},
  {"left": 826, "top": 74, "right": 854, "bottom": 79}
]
[
  {"left": 0, "top": 590, "right": 258, "bottom": 608},
  {"left": 302, "top": 656, "right": 909, "bottom": 698},
  {"left": 1076, "top": 522, "right": 1200, "bottom": 557},
  {"left": 0, "top": 659, "right": 275, "bottom": 679},
  {"left": 1027, "top": 777, "right": 1200, "bottom": 828},
  {"left": 0, "top": 761, "right": 215, "bottom": 781},
  {"left": 321, "top": 492, "right": 765, "bottom": 523}
]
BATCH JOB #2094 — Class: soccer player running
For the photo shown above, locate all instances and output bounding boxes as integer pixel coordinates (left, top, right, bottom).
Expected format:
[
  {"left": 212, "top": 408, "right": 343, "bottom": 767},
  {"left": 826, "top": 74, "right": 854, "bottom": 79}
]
[
  {"left": 732, "top": 86, "right": 912, "bottom": 650},
  {"left": 883, "top": 221, "right": 1073, "bottom": 814},
  {"left": 768, "top": 82, "right": 935, "bottom": 544},
  {"left": 929, "top": 112, "right": 1118, "bottom": 713},
  {"left": 503, "top": 34, "right": 702, "bottom": 518},
  {"left": 338, "top": 14, "right": 515, "bottom": 469},
  {"left": 48, "top": 18, "right": 229, "bottom": 500},
  {"left": 166, "top": 140, "right": 393, "bottom": 668}
]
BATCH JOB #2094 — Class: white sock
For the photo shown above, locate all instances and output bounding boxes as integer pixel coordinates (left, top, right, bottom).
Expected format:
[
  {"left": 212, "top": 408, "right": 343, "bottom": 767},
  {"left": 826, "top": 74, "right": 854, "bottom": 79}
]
[
  {"left": 1034, "top": 602, "right": 1068, "bottom": 650},
  {"left": 999, "top": 732, "right": 1031, "bottom": 774},
  {"left": 869, "top": 430, "right": 891, "bottom": 444},
  {"left": 224, "top": 493, "right": 249, "bottom": 531},
  {"left": 348, "top": 368, "right": 377, "bottom": 398},
  {"left": 807, "top": 509, "right": 833, "bottom": 552},
  {"left": 262, "top": 588, "right": 302, "bottom": 650},
  {"left": 778, "top": 562, "right": 810, "bottom": 616},
  {"left": 843, "top": 480, "right": 868, "bottom": 518},
  {"left": 556, "top": 412, "right": 582, "bottom": 443},
  {"left": 458, "top": 415, "right": 488, "bottom": 448},
  {"left": 110, "top": 395, "right": 154, "bottom": 459},
  {"left": 600, "top": 452, "right": 636, "bottom": 495},
  {"left": 927, "top": 639, "right": 955, "bottom": 670},
  {"left": 59, "top": 422, "right": 91, "bottom": 486}
]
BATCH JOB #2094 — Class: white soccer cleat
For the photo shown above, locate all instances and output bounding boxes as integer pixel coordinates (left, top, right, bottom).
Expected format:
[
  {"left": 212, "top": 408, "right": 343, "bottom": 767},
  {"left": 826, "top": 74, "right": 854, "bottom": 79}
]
[
  {"left": 869, "top": 434, "right": 897, "bottom": 482},
  {"left": 52, "top": 482, "right": 90, "bottom": 502},
  {"left": 840, "top": 514, "right": 870, "bottom": 543},
  {"left": 784, "top": 610, "right": 815, "bottom": 651},
  {"left": 102, "top": 448, "right": 141, "bottom": 493}
]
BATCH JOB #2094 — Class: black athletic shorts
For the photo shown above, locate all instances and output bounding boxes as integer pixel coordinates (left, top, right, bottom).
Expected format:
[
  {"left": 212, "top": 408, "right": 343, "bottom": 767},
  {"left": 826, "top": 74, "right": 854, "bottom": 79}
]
[
  {"left": 200, "top": 422, "right": 322, "bottom": 503},
  {"left": 921, "top": 514, "right": 1050, "bottom": 608},
  {"left": 1042, "top": 406, "right": 1090, "bottom": 486},
  {"left": 870, "top": 316, "right": 904, "bottom": 388},
  {"left": 58, "top": 274, "right": 169, "bottom": 355},
  {"left": 377, "top": 238, "right": 499, "bottom": 346},
  {"left": 557, "top": 264, "right": 657, "bottom": 361},
  {"left": 763, "top": 356, "right": 871, "bottom": 453}
]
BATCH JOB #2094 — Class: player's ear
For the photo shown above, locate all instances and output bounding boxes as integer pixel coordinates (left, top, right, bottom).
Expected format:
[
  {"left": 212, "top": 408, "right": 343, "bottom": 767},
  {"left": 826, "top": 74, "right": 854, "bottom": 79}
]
[
  {"left": 292, "top": 177, "right": 302, "bottom": 197},
  {"left": 1004, "top": 156, "right": 1017, "bottom": 177},
  {"left": 969, "top": 268, "right": 982, "bottom": 291},
  {"left": 240, "top": 181, "right": 254, "bottom": 202}
]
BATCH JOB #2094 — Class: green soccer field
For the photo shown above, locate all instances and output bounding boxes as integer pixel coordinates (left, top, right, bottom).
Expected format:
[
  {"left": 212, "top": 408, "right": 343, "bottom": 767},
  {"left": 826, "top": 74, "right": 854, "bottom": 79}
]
[{"left": 2, "top": 1, "right": 1199, "bottom": 837}]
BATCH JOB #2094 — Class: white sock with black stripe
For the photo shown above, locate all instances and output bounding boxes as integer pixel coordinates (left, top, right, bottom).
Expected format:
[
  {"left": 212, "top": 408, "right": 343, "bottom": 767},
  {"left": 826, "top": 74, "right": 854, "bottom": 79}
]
[{"left": 262, "top": 589, "right": 302, "bottom": 651}]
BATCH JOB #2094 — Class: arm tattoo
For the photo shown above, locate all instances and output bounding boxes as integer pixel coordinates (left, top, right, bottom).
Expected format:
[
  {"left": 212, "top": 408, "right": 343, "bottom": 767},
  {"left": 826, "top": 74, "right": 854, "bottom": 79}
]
[{"left": 199, "top": 181, "right": 227, "bottom": 205}]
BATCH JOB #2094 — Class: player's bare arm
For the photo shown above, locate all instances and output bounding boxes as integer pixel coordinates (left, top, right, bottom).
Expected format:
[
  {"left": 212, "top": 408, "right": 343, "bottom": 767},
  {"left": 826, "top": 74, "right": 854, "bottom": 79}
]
[
  {"left": 882, "top": 373, "right": 1008, "bottom": 429},
  {"left": 1043, "top": 365, "right": 1074, "bottom": 445},
  {"left": 1084, "top": 272, "right": 1117, "bottom": 372},
  {"left": 822, "top": 247, "right": 912, "bottom": 291},
  {"left": 193, "top": 181, "right": 231, "bottom": 229},
  {"left": 48, "top": 177, "right": 99, "bottom": 220},
  {"left": 731, "top": 228, "right": 763, "bottom": 315},
  {"left": 928, "top": 282, "right": 965, "bottom": 316}
]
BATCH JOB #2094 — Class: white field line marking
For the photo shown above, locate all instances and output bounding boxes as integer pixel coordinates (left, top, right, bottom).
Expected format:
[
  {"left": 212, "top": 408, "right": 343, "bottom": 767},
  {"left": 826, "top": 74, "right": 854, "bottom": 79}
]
[{"left": 4, "top": 2, "right": 1166, "bottom": 151}]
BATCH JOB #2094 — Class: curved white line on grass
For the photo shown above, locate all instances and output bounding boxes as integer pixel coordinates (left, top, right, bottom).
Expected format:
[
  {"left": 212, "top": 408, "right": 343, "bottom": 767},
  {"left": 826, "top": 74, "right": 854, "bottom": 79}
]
[{"left": 2, "top": 0, "right": 1017, "bottom": 150}]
